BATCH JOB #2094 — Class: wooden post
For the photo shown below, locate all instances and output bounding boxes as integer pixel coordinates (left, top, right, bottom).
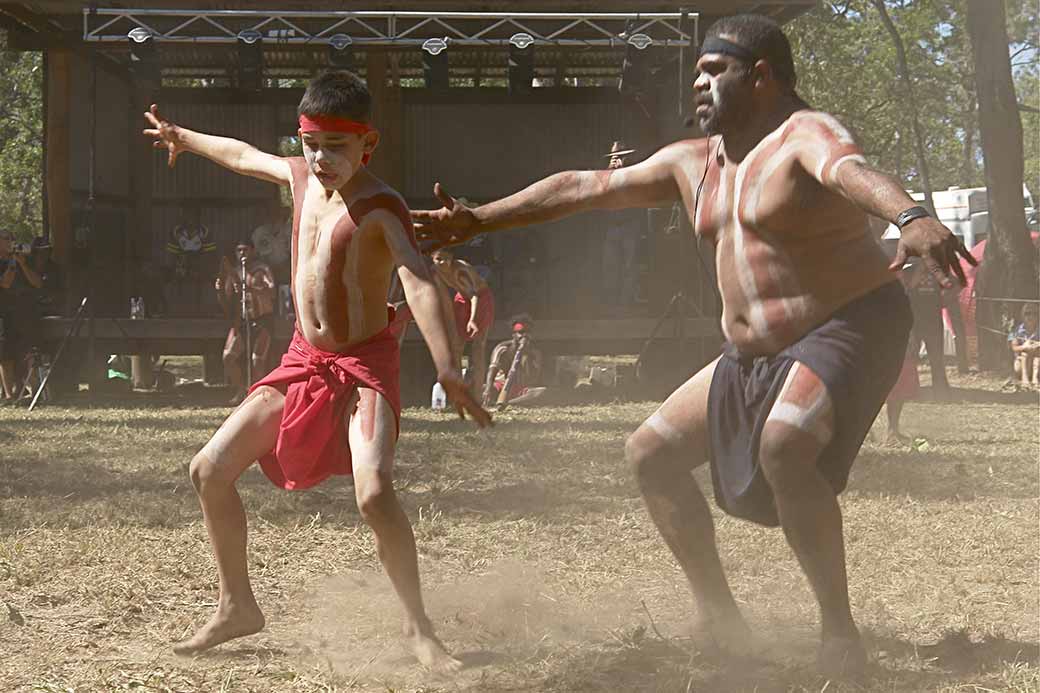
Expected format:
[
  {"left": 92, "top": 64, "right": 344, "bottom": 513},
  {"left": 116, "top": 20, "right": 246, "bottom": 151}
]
[
  {"left": 45, "top": 50, "right": 72, "bottom": 267},
  {"left": 366, "top": 50, "right": 404, "bottom": 191},
  {"left": 129, "top": 72, "right": 158, "bottom": 306}
]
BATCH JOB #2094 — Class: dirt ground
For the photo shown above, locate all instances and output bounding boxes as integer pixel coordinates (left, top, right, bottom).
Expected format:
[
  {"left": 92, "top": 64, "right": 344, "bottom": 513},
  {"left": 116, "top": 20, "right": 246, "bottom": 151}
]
[{"left": 0, "top": 368, "right": 1037, "bottom": 692}]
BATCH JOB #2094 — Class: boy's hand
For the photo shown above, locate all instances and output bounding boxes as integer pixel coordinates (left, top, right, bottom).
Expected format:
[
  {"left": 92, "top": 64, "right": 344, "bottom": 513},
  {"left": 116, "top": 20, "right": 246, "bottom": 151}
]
[
  {"left": 466, "top": 319, "right": 480, "bottom": 339},
  {"left": 143, "top": 104, "right": 188, "bottom": 168},
  {"left": 438, "top": 369, "right": 492, "bottom": 428},
  {"left": 412, "top": 183, "right": 479, "bottom": 252}
]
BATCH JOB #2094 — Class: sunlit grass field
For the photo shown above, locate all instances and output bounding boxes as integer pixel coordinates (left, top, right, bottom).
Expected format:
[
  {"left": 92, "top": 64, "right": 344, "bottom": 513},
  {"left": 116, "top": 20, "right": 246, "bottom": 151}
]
[{"left": 1, "top": 370, "right": 1037, "bottom": 692}]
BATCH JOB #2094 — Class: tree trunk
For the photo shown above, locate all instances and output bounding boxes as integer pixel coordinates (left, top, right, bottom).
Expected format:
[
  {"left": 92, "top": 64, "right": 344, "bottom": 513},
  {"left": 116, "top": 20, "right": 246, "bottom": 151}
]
[
  {"left": 966, "top": 0, "right": 1038, "bottom": 370},
  {"left": 872, "top": 0, "right": 936, "bottom": 215}
]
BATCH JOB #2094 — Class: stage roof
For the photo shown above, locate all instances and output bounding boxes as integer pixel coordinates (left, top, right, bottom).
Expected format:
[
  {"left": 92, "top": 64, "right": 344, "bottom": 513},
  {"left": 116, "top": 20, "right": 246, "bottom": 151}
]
[{"left": 1, "top": 2, "right": 816, "bottom": 81}]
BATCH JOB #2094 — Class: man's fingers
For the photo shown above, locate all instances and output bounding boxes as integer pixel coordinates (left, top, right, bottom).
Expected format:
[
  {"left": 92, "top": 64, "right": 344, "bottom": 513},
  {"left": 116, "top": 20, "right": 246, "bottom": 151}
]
[
  {"left": 143, "top": 110, "right": 160, "bottom": 127},
  {"left": 143, "top": 128, "right": 160, "bottom": 138},
  {"left": 957, "top": 240, "right": 979, "bottom": 266},
  {"left": 948, "top": 245, "right": 968, "bottom": 287},
  {"left": 923, "top": 252, "right": 951, "bottom": 289},
  {"left": 168, "top": 149, "right": 179, "bottom": 169},
  {"left": 433, "top": 182, "right": 455, "bottom": 210},
  {"left": 412, "top": 209, "right": 434, "bottom": 223},
  {"left": 889, "top": 244, "right": 908, "bottom": 272}
]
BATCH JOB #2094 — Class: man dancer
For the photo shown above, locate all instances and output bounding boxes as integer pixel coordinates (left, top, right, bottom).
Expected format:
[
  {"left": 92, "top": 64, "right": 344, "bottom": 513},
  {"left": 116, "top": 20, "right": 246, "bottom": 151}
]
[
  {"left": 414, "top": 14, "right": 971, "bottom": 676},
  {"left": 144, "top": 69, "right": 490, "bottom": 670},
  {"left": 216, "top": 238, "right": 276, "bottom": 404},
  {"left": 430, "top": 247, "right": 495, "bottom": 396}
]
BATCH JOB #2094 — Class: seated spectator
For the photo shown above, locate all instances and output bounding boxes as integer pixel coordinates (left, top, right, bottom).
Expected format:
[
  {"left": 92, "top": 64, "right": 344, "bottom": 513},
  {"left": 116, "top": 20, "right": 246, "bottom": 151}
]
[
  {"left": 1009, "top": 303, "right": 1040, "bottom": 389},
  {"left": 484, "top": 314, "right": 543, "bottom": 407}
]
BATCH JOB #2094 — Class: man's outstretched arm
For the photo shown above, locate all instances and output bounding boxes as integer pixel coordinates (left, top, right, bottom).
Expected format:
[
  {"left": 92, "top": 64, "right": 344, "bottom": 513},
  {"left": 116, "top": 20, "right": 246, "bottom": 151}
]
[
  {"left": 792, "top": 112, "right": 974, "bottom": 288},
  {"left": 143, "top": 104, "right": 291, "bottom": 185},
  {"left": 413, "top": 141, "right": 689, "bottom": 248}
]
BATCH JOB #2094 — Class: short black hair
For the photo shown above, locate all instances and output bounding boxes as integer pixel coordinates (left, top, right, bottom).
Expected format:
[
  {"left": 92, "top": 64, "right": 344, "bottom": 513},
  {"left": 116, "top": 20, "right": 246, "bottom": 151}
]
[
  {"left": 297, "top": 70, "right": 372, "bottom": 122},
  {"left": 705, "top": 14, "right": 797, "bottom": 89}
]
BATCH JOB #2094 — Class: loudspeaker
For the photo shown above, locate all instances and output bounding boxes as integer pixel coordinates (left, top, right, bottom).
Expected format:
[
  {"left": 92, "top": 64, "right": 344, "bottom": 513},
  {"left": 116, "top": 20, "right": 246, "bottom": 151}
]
[
  {"left": 508, "top": 44, "right": 534, "bottom": 95},
  {"left": 423, "top": 51, "right": 448, "bottom": 89}
]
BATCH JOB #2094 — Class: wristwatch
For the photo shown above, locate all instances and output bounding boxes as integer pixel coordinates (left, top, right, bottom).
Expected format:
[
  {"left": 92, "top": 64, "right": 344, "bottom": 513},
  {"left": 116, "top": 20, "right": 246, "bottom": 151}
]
[{"left": 895, "top": 205, "right": 931, "bottom": 229}]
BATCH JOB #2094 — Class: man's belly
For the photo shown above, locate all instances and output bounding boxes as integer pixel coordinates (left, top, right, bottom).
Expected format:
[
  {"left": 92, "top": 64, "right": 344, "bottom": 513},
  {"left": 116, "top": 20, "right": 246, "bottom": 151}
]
[{"left": 720, "top": 252, "right": 895, "bottom": 355}]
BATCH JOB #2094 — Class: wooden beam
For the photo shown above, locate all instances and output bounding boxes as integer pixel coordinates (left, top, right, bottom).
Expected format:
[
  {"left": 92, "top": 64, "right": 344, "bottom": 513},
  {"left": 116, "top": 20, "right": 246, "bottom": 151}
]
[
  {"left": 46, "top": 49, "right": 71, "bottom": 266},
  {"left": 366, "top": 50, "right": 406, "bottom": 190}
]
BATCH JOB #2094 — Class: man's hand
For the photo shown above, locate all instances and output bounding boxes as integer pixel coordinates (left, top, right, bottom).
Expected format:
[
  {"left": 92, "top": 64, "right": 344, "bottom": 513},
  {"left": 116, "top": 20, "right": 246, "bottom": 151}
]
[
  {"left": 889, "top": 217, "right": 976, "bottom": 289},
  {"left": 438, "top": 368, "right": 493, "bottom": 428},
  {"left": 412, "top": 183, "right": 479, "bottom": 252},
  {"left": 143, "top": 104, "right": 188, "bottom": 168}
]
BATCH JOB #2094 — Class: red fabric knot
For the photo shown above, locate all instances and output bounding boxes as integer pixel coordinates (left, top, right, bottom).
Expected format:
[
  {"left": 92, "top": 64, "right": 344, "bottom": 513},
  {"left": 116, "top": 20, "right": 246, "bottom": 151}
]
[{"left": 307, "top": 353, "right": 351, "bottom": 389}]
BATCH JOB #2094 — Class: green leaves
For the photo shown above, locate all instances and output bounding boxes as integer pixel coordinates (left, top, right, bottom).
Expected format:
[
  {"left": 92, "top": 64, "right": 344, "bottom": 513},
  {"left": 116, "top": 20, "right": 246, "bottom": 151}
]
[
  {"left": 0, "top": 31, "right": 43, "bottom": 241},
  {"left": 788, "top": 0, "right": 1031, "bottom": 193}
]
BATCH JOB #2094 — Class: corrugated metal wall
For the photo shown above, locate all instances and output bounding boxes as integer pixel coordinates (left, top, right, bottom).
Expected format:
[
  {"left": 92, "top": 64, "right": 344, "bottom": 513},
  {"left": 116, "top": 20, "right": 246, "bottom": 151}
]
[
  {"left": 68, "top": 82, "right": 691, "bottom": 322},
  {"left": 403, "top": 99, "right": 641, "bottom": 319}
]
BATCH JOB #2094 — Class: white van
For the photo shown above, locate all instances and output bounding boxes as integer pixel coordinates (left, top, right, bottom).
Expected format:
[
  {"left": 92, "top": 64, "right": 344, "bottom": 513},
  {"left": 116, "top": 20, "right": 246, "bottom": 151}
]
[{"left": 882, "top": 185, "right": 1036, "bottom": 249}]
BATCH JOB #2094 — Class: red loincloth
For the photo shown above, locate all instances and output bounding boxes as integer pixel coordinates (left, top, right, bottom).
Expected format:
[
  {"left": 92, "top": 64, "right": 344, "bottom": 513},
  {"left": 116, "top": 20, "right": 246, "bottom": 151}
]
[
  {"left": 249, "top": 327, "right": 401, "bottom": 490},
  {"left": 453, "top": 287, "right": 495, "bottom": 341}
]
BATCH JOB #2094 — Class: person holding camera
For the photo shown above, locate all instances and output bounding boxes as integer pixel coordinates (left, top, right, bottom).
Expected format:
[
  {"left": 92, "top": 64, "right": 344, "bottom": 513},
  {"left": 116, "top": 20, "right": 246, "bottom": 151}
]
[{"left": 0, "top": 231, "right": 44, "bottom": 402}]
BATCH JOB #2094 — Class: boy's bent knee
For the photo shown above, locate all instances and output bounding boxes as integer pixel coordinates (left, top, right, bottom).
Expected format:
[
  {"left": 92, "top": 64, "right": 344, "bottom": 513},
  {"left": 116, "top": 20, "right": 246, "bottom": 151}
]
[
  {"left": 189, "top": 451, "right": 234, "bottom": 494},
  {"left": 356, "top": 476, "right": 400, "bottom": 524}
]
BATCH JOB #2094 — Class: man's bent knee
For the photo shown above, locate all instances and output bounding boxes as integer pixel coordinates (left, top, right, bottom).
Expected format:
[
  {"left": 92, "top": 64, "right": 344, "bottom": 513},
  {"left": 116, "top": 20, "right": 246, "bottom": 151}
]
[
  {"left": 625, "top": 428, "right": 686, "bottom": 492},
  {"left": 758, "top": 425, "right": 824, "bottom": 498}
]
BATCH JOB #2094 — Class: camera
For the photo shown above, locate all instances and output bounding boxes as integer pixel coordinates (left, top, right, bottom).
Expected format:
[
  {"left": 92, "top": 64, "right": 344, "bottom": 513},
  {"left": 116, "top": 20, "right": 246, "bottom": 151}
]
[{"left": 12, "top": 242, "right": 31, "bottom": 255}]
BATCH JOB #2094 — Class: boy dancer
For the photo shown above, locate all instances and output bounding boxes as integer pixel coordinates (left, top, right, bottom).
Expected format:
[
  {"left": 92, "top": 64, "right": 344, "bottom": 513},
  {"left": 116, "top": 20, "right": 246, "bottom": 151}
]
[{"left": 144, "top": 70, "right": 490, "bottom": 670}]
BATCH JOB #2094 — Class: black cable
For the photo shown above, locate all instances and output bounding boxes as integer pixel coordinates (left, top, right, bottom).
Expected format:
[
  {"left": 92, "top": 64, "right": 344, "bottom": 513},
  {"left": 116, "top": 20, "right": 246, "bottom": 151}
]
[{"left": 690, "top": 137, "right": 724, "bottom": 314}]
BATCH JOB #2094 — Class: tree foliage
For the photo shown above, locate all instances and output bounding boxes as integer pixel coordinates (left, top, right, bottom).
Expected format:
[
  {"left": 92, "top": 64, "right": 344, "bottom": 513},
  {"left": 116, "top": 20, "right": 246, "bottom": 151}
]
[
  {"left": 0, "top": 30, "right": 42, "bottom": 241},
  {"left": 787, "top": 0, "right": 1036, "bottom": 195}
]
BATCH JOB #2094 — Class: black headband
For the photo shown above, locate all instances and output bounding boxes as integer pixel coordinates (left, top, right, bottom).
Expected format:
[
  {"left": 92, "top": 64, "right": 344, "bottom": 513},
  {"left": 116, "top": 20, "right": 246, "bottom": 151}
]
[{"left": 699, "top": 36, "right": 757, "bottom": 63}]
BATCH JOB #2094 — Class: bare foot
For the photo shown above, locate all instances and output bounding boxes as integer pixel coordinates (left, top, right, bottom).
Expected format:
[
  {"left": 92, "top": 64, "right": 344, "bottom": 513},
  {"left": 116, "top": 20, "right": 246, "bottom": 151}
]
[
  {"left": 818, "top": 633, "right": 868, "bottom": 680},
  {"left": 173, "top": 601, "right": 265, "bottom": 656},
  {"left": 884, "top": 430, "right": 911, "bottom": 445},
  {"left": 690, "top": 612, "right": 757, "bottom": 657},
  {"left": 405, "top": 620, "right": 462, "bottom": 673}
]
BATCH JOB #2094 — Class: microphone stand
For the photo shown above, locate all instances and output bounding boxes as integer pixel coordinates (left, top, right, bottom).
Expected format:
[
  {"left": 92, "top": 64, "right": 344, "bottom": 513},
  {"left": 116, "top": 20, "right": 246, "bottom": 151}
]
[{"left": 240, "top": 256, "right": 253, "bottom": 386}]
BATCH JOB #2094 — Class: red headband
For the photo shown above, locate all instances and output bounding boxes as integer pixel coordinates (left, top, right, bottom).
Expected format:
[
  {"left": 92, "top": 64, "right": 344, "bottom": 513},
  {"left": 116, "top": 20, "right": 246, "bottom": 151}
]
[{"left": 298, "top": 114, "right": 374, "bottom": 166}]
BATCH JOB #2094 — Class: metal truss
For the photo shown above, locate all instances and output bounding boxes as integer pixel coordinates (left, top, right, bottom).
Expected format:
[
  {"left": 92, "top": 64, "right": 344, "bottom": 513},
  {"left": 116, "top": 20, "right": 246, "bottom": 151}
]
[{"left": 83, "top": 9, "right": 698, "bottom": 52}]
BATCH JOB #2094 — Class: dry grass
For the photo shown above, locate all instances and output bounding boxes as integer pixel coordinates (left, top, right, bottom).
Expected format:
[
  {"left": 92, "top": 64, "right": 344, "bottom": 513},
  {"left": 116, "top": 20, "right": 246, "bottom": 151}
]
[{"left": 0, "top": 369, "right": 1037, "bottom": 692}]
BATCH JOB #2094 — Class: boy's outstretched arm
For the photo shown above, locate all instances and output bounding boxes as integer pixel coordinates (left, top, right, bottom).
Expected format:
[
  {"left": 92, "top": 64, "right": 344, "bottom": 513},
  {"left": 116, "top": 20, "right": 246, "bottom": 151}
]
[
  {"left": 382, "top": 212, "right": 492, "bottom": 428},
  {"left": 412, "top": 141, "right": 688, "bottom": 249},
  {"left": 143, "top": 104, "right": 292, "bottom": 186}
]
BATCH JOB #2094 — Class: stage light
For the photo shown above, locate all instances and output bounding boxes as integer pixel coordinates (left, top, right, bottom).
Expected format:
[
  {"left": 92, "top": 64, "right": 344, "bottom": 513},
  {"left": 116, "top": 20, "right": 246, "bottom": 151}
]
[
  {"left": 509, "top": 32, "right": 535, "bottom": 49},
  {"left": 422, "top": 37, "right": 448, "bottom": 55},
  {"left": 327, "top": 34, "right": 355, "bottom": 69},
  {"left": 236, "top": 30, "right": 263, "bottom": 91},
  {"left": 127, "top": 28, "right": 159, "bottom": 83},
  {"left": 422, "top": 40, "right": 448, "bottom": 89},
  {"left": 508, "top": 42, "right": 534, "bottom": 96},
  {"left": 618, "top": 35, "right": 653, "bottom": 98},
  {"left": 627, "top": 33, "right": 653, "bottom": 50}
]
